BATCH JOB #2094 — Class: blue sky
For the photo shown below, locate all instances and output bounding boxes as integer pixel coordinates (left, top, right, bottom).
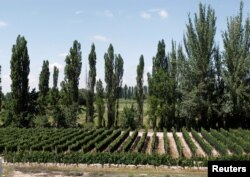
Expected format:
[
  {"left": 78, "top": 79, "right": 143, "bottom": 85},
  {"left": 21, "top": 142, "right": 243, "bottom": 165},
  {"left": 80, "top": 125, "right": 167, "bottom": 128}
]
[{"left": 0, "top": 0, "right": 249, "bottom": 93}]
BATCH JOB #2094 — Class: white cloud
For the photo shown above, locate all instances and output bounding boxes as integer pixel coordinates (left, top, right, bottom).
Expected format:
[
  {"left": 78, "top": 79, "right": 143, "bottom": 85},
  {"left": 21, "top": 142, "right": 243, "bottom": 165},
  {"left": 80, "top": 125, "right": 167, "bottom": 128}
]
[
  {"left": 158, "top": 10, "right": 168, "bottom": 19},
  {"left": 0, "top": 21, "right": 7, "bottom": 28},
  {"left": 140, "top": 12, "right": 151, "bottom": 20},
  {"left": 75, "top": 10, "right": 83, "bottom": 15},
  {"left": 140, "top": 9, "right": 168, "bottom": 20},
  {"left": 93, "top": 35, "right": 109, "bottom": 42},
  {"left": 57, "top": 53, "right": 68, "bottom": 57},
  {"left": 49, "top": 62, "right": 63, "bottom": 71},
  {"left": 104, "top": 10, "right": 114, "bottom": 18},
  {"left": 29, "top": 73, "right": 38, "bottom": 90}
]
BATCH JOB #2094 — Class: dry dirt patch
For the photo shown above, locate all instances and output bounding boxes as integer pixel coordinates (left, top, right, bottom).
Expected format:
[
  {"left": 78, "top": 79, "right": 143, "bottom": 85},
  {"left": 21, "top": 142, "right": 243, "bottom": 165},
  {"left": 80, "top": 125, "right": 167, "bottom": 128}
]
[
  {"left": 168, "top": 132, "right": 179, "bottom": 158},
  {"left": 177, "top": 132, "right": 192, "bottom": 159}
]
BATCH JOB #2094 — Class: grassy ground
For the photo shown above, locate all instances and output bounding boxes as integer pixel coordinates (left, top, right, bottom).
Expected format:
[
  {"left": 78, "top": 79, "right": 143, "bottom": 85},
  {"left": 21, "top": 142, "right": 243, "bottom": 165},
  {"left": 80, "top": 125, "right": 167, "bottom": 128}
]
[
  {"left": 0, "top": 98, "right": 149, "bottom": 127},
  {"left": 78, "top": 99, "right": 149, "bottom": 128},
  {"left": 3, "top": 164, "right": 207, "bottom": 177}
]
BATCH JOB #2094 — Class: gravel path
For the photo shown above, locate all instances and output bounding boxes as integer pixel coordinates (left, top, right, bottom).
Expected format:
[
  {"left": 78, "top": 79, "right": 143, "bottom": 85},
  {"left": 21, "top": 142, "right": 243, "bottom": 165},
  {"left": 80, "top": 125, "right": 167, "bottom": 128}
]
[{"left": 168, "top": 133, "right": 179, "bottom": 158}]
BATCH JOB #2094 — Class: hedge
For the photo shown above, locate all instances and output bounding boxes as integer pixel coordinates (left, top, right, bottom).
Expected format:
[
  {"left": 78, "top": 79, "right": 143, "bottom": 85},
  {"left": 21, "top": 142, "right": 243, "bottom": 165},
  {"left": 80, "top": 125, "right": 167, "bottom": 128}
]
[{"left": 4, "top": 151, "right": 250, "bottom": 167}]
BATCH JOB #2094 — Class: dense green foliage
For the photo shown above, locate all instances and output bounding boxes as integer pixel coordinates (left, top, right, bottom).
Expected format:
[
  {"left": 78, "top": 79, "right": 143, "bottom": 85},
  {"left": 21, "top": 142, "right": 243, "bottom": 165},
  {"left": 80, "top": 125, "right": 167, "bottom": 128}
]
[
  {"left": 0, "top": 2, "right": 249, "bottom": 130},
  {"left": 107, "top": 129, "right": 130, "bottom": 152},
  {"left": 172, "top": 128, "right": 183, "bottom": 157},
  {"left": 135, "top": 130, "right": 147, "bottom": 153},
  {"left": 63, "top": 40, "right": 82, "bottom": 105},
  {"left": 122, "top": 129, "right": 138, "bottom": 152},
  {"left": 39, "top": 60, "right": 50, "bottom": 99},
  {"left": 222, "top": 2, "right": 250, "bottom": 128},
  {"left": 0, "top": 65, "right": 2, "bottom": 112},
  {"left": 136, "top": 55, "right": 144, "bottom": 127},
  {"left": 210, "top": 129, "right": 244, "bottom": 155},
  {"left": 0, "top": 128, "right": 248, "bottom": 166},
  {"left": 120, "top": 104, "right": 137, "bottom": 129},
  {"left": 222, "top": 129, "right": 250, "bottom": 153},
  {"left": 201, "top": 128, "right": 228, "bottom": 155},
  {"left": 191, "top": 129, "right": 213, "bottom": 156},
  {"left": 163, "top": 129, "right": 169, "bottom": 154},
  {"left": 7, "top": 35, "right": 30, "bottom": 127},
  {"left": 150, "top": 130, "right": 158, "bottom": 154},
  {"left": 86, "top": 44, "right": 96, "bottom": 123},
  {"left": 4, "top": 151, "right": 250, "bottom": 166},
  {"left": 114, "top": 54, "right": 124, "bottom": 126},
  {"left": 183, "top": 4, "right": 218, "bottom": 130},
  {"left": 96, "top": 79, "right": 105, "bottom": 127},
  {"left": 104, "top": 44, "right": 116, "bottom": 128},
  {"left": 182, "top": 128, "right": 197, "bottom": 156}
]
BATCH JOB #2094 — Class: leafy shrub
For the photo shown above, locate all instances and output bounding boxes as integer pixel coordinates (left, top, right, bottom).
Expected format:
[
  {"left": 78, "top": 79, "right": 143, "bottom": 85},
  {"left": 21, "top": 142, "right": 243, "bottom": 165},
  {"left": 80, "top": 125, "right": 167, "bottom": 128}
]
[
  {"left": 172, "top": 128, "right": 183, "bottom": 157},
  {"left": 201, "top": 128, "right": 228, "bottom": 156},
  {"left": 107, "top": 129, "right": 130, "bottom": 152},
  {"left": 81, "top": 129, "right": 113, "bottom": 152},
  {"left": 182, "top": 128, "right": 197, "bottom": 156},
  {"left": 151, "top": 130, "right": 158, "bottom": 154},
  {"left": 221, "top": 128, "right": 250, "bottom": 153},
  {"left": 135, "top": 130, "right": 147, "bottom": 153},
  {"left": 191, "top": 129, "right": 212, "bottom": 156},
  {"left": 4, "top": 151, "right": 250, "bottom": 166},
  {"left": 120, "top": 105, "right": 137, "bottom": 129},
  {"left": 210, "top": 129, "right": 243, "bottom": 155},
  {"left": 163, "top": 129, "right": 169, "bottom": 154},
  {"left": 95, "top": 129, "right": 121, "bottom": 152},
  {"left": 122, "top": 130, "right": 138, "bottom": 152}
]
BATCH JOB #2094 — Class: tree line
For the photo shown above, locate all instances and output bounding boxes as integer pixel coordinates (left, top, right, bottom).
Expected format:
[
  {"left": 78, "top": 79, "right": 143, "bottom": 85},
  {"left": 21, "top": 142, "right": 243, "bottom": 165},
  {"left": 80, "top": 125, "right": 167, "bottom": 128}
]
[{"left": 0, "top": 2, "right": 249, "bottom": 130}]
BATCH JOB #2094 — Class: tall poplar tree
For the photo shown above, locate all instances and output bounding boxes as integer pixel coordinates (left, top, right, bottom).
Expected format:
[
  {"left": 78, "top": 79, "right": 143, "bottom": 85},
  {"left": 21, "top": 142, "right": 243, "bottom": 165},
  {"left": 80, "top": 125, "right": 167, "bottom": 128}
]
[
  {"left": 104, "top": 44, "right": 115, "bottom": 128},
  {"left": 96, "top": 79, "right": 105, "bottom": 127},
  {"left": 148, "top": 40, "right": 168, "bottom": 129},
  {"left": 183, "top": 3, "right": 217, "bottom": 129},
  {"left": 10, "top": 35, "right": 30, "bottom": 127},
  {"left": 222, "top": 1, "right": 250, "bottom": 128},
  {"left": 51, "top": 66, "right": 59, "bottom": 106},
  {"left": 39, "top": 60, "right": 50, "bottom": 98},
  {"left": 136, "top": 55, "right": 144, "bottom": 127},
  {"left": 124, "top": 84, "right": 128, "bottom": 99},
  {"left": 0, "top": 65, "right": 2, "bottom": 112},
  {"left": 86, "top": 44, "right": 96, "bottom": 122},
  {"left": 114, "top": 54, "right": 124, "bottom": 126},
  {"left": 38, "top": 60, "right": 50, "bottom": 115},
  {"left": 51, "top": 66, "right": 64, "bottom": 127},
  {"left": 148, "top": 40, "right": 184, "bottom": 130},
  {"left": 64, "top": 40, "right": 82, "bottom": 104}
]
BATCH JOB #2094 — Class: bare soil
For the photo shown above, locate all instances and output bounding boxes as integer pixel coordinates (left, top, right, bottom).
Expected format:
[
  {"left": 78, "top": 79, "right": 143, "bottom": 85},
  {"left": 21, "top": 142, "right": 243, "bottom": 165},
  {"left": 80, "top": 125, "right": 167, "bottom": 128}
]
[
  {"left": 130, "top": 136, "right": 141, "bottom": 152},
  {"left": 157, "top": 134, "right": 165, "bottom": 154},
  {"left": 141, "top": 136, "right": 150, "bottom": 153},
  {"left": 198, "top": 133, "right": 219, "bottom": 157},
  {"left": 168, "top": 132, "right": 179, "bottom": 158},
  {"left": 189, "top": 133, "right": 206, "bottom": 157},
  {"left": 145, "top": 136, "right": 152, "bottom": 154},
  {"left": 177, "top": 133, "right": 192, "bottom": 159},
  {"left": 4, "top": 164, "right": 207, "bottom": 177}
]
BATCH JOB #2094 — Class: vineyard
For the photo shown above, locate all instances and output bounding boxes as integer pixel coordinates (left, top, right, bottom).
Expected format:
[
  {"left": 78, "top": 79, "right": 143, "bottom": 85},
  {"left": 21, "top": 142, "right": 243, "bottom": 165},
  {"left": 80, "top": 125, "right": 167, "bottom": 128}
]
[{"left": 0, "top": 128, "right": 250, "bottom": 166}]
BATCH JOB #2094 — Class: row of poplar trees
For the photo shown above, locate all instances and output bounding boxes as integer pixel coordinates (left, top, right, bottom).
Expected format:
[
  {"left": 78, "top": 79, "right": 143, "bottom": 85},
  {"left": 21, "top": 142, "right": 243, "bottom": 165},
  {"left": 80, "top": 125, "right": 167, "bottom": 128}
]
[
  {"left": 1, "top": 37, "right": 142, "bottom": 128},
  {"left": 148, "top": 2, "right": 250, "bottom": 130},
  {"left": 1, "top": 2, "right": 249, "bottom": 129}
]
